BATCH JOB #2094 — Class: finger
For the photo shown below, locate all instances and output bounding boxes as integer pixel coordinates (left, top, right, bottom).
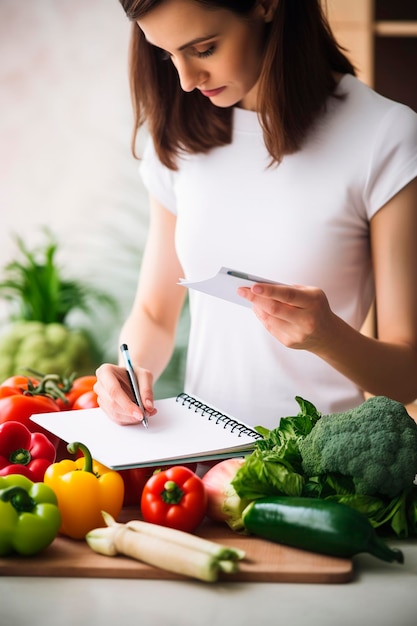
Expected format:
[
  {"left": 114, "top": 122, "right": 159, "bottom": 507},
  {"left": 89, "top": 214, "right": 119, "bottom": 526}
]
[
  {"left": 106, "top": 399, "right": 157, "bottom": 427},
  {"left": 237, "top": 288, "right": 297, "bottom": 323},
  {"left": 251, "top": 283, "right": 305, "bottom": 305},
  {"left": 96, "top": 396, "right": 143, "bottom": 426},
  {"left": 136, "top": 369, "right": 155, "bottom": 414},
  {"left": 95, "top": 364, "right": 148, "bottom": 425},
  {"left": 239, "top": 283, "right": 321, "bottom": 314},
  {"left": 237, "top": 283, "right": 298, "bottom": 306},
  {"left": 95, "top": 386, "right": 143, "bottom": 425}
]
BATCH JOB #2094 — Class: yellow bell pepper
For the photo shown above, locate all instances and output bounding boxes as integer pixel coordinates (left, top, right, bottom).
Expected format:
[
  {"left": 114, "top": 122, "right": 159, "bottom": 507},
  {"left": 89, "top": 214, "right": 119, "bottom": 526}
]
[{"left": 44, "top": 441, "right": 124, "bottom": 539}]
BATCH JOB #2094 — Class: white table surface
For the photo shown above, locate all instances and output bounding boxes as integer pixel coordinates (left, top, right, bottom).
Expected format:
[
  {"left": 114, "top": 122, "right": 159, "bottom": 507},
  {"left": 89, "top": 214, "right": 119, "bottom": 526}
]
[{"left": 1, "top": 538, "right": 416, "bottom": 626}]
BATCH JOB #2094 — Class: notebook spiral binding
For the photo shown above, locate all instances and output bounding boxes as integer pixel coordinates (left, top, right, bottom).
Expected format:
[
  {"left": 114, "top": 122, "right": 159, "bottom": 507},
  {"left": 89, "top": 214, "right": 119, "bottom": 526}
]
[{"left": 176, "top": 393, "right": 263, "bottom": 439}]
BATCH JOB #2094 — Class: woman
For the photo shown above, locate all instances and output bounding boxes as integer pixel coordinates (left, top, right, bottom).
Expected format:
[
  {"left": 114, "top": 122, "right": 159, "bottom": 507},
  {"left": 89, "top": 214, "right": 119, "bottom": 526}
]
[{"left": 95, "top": 0, "right": 417, "bottom": 428}]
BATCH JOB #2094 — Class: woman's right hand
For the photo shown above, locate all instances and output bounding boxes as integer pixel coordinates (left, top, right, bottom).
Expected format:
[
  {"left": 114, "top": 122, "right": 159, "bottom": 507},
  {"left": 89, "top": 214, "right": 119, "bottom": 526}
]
[{"left": 94, "top": 363, "right": 156, "bottom": 425}]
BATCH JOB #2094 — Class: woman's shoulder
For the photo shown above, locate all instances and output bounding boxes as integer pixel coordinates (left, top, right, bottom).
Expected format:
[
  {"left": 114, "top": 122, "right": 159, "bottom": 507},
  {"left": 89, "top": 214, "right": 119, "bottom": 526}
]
[
  {"left": 335, "top": 77, "right": 417, "bottom": 215},
  {"left": 337, "top": 74, "right": 417, "bottom": 127}
]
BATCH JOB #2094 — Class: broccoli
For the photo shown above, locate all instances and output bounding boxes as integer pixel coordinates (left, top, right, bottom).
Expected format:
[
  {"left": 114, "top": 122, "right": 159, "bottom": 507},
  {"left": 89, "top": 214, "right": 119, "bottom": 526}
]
[{"left": 299, "top": 396, "right": 417, "bottom": 498}]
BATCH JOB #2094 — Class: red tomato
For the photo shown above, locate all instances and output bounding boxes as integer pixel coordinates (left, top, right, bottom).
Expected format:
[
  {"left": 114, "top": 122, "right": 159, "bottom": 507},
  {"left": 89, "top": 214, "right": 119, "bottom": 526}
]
[
  {"left": 0, "top": 394, "right": 60, "bottom": 447},
  {"left": 0, "top": 386, "right": 24, "bottom": 399},
  {"left": 0, "top": 375, "right": 39, "bottom": 392},
  {"left": 119, "top": 467, "right": 155, "bottom": 507},
  {"left": 140, "top": 465, "right": 207, "bottom": 532},
  {"left": 72, "top": 389, "right": 99, "bottom": 410},
  {"left": 57, "top": 375, "right": 97, "bottom": 410},
  {"left": 70, "top": 375, "right": 97, "bottom": 390}
]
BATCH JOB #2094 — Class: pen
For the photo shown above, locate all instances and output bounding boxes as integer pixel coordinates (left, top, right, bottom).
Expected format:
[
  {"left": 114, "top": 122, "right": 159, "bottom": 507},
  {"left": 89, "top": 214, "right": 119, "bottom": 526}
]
[
  {"left": 227, "top": 270, "right": 251, "bottom": 281},
  {"left": 119, "top": 343, "right": 149, "bottom": 429}
]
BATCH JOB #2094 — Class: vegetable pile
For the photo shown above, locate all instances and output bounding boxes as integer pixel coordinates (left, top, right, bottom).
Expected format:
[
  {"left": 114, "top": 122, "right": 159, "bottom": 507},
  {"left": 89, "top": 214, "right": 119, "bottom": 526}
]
[
  {"left": 0, "top": 384, "right": 414, "bottom": 579},
  {"left": 0, "top": 368, "right": 243, "bottom": 581},
  {"left": 0, "top": 372, "right": 98, "bottom": 448},
  {"left": 209, "top": 396, "right": 417, "bottom": 538}
]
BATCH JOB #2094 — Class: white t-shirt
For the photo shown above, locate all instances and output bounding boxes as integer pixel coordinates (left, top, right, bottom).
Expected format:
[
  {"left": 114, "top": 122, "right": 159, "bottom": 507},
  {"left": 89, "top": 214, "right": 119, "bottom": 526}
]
[{"left": 139, "top": 75, "right": 417, "bottom": 428}]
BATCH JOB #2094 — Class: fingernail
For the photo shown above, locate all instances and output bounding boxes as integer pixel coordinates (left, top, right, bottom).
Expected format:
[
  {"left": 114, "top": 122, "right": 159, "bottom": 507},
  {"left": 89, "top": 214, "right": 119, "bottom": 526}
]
[{"left": 252, "top": 285, "right": 264, "bottom": 294}]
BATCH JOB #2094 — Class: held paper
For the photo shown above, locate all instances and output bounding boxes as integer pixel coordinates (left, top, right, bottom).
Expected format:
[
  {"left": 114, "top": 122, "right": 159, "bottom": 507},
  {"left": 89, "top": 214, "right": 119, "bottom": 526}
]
[{"left": 179, "top": 266, "right": 284, "bottom": 307}]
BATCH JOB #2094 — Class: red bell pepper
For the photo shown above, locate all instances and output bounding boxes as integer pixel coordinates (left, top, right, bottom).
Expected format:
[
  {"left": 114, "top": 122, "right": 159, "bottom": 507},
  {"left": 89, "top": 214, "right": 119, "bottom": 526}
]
[
  {"left": 0, "top": 421, "right": 56, "bottom": 482},
  {"left": 120, "top": 463, "right": 198, "bottom": 507},
  {"left": 140, "top": 465, "right": 207, "bottom": 532}
]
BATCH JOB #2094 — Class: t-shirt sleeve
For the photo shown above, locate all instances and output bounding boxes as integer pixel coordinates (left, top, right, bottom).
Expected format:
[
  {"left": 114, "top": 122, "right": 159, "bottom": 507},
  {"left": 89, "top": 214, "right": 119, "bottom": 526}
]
[
  {"left": 139, "top": 137, "right": 177, "bottom": 215},
  {"left": 365, "top": 103, "right": 417, "bottom": 219}
]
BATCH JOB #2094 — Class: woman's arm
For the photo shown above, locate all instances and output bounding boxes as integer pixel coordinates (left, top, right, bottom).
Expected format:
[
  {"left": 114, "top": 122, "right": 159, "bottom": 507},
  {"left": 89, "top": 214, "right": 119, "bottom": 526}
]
[
  {"left": 239, "top": 176, "right": 417, "bottom": 404},
  {"left": 364, "top": 175, "right": 417, "bottom": 400},
  {"left": 119, "top": 195, "right": 186, "bottom": 376},
  {"left": 95, "top": 195, "right": 186, "bottom": 424}
]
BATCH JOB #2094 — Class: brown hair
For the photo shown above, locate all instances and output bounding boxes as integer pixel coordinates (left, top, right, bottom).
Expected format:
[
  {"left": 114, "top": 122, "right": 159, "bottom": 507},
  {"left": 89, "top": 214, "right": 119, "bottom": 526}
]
[{"left": 119, "top": 0, "right": 355, "bottom": 169}]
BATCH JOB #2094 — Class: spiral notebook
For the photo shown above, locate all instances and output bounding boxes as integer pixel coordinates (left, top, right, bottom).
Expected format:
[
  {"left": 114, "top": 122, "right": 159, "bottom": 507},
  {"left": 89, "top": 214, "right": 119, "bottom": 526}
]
[{"left": 30, "top": 393, "right": 263, "bottom": 470}]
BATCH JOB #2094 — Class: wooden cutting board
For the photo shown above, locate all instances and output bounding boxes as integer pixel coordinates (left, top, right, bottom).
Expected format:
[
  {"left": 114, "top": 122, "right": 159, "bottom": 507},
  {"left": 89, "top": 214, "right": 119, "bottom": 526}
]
[{"left": 0, "top": 508, "right": 354, "bottom": 583}]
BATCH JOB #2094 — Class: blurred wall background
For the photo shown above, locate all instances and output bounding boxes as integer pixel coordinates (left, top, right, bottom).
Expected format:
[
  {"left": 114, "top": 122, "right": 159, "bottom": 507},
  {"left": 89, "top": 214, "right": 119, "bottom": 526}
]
[{"left": 0, "top": 0, "right": 160, "bottom": 378}]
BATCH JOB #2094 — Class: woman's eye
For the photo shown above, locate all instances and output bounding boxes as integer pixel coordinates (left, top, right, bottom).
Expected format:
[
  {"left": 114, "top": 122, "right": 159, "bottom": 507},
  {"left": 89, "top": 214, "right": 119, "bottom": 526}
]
[
  {"left": 196, "top": 45, "right": 215, "bottom": 59},
  {"left": 156, "top": 44, "right": 215, "bottom": 62}
]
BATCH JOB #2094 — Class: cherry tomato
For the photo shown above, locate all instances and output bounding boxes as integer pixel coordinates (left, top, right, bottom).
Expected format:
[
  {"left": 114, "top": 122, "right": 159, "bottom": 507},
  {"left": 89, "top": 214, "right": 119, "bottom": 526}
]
[
  {"left": 72, "top": 389, "right": 99, "bottom": 410},
  {"left": 141, "top": 465, "right": 207, "bottom": 532},
  {"left": 71, "top": 375, "right": 97, "bottom": 388},
  {"left": 57, "top": 375, "right": 97, "bottom": 410}
]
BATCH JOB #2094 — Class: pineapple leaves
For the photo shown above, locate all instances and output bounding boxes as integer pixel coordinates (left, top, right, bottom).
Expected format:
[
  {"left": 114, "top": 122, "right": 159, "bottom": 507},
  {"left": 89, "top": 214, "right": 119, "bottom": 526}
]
[{"left": 0, "top": 231, "right": 117, "bottom": 325}]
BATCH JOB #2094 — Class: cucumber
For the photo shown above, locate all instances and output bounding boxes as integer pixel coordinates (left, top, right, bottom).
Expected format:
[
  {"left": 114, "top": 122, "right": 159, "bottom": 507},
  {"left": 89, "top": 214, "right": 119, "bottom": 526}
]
[{"left": 242, "top": 496, "right": 404, "bottom": 563}]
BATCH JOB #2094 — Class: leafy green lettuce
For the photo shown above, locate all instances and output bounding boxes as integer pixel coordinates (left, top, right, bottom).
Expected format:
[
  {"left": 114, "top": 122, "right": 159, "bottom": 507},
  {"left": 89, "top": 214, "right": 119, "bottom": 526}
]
[
  {"left": 231, "top": 396, "right": 417, "bottom": 538},
  {"left": 232, "top": 396, "right": 320, "bottom": 499}
]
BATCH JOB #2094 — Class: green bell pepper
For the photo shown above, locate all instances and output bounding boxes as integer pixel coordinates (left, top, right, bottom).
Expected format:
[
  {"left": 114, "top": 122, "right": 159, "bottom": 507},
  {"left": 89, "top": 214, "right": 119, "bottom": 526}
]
[{"left": 0, "top": 474, "right": 61, "bottom": 556}]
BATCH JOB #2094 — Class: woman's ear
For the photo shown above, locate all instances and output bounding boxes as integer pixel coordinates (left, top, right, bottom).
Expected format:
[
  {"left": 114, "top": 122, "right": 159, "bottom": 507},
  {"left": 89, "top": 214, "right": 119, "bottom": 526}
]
[{"left": 256, "top": 0, "right": 279, "bottom": 23}]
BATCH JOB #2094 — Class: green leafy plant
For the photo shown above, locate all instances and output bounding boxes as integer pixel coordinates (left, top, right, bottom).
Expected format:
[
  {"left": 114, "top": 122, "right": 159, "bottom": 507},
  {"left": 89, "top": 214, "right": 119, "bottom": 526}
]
[
  {"left": 0, "top": 231, "right": 116, "bottom": 324},
  {"left": 0, "top": 230, "right": 117, "bottom": 379}
]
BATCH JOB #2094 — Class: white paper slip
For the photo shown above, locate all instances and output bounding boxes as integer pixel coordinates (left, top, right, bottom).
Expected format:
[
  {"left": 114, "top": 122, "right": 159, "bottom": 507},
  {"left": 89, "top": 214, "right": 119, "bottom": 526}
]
[
  {"left": 31, "top": 393, "right": 263, "bottom": 470},
  {"left": 179, "top": 266, "right": 284, "bottom": 308}
]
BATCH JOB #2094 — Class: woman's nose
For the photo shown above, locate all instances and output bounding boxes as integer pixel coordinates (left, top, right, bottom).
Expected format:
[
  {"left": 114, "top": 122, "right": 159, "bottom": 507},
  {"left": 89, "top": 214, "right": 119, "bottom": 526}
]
[{"left": 175, "top": 58, "right": 206, "bottom": 92}]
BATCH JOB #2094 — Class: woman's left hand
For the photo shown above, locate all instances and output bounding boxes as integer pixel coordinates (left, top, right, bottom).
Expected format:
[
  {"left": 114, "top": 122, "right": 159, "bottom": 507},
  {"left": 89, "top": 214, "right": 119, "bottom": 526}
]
[{"left": 237, "top": 282, "right": 336, "bottom": 352}]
